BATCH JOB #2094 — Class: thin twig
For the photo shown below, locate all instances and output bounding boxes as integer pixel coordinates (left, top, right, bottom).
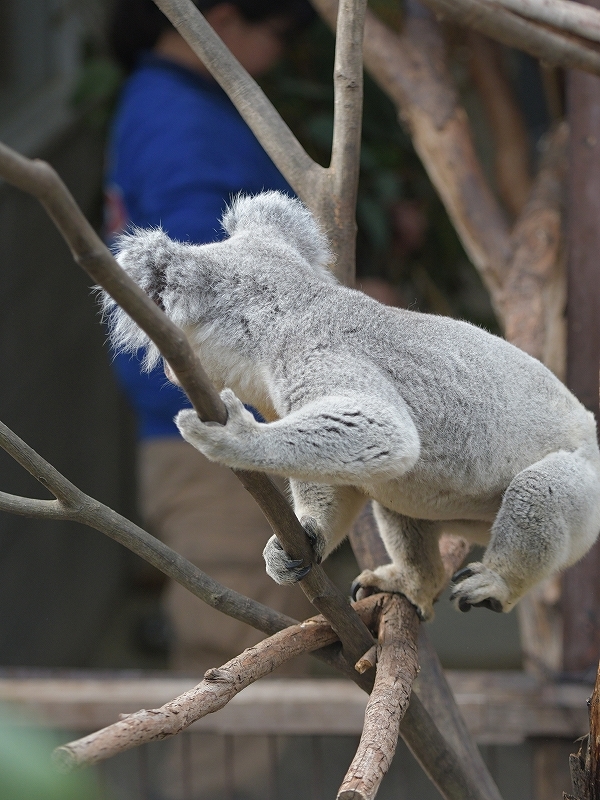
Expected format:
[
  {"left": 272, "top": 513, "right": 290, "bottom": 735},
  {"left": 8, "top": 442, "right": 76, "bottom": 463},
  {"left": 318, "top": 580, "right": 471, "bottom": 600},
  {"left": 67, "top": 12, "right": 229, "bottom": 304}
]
[
  {"left": 338, "top": 594, "right": 420, "bottom": 800},
  {"left": 0, "top": 139, "right": 374, "bottom": 667}
]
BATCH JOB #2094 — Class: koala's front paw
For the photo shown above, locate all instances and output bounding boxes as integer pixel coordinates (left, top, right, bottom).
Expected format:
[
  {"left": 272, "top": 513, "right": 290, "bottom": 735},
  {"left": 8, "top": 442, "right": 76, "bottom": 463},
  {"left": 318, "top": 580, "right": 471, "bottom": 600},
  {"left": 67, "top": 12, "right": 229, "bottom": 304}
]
[
  {"left": 450, "top": 563, "right": 509, "bottom": 613},
  {"left": 350, "top": 564, "right": 435, "bottom": 621},
  {"left": 175, "top": 389, "right": 259, "bottom": 465},
  {"left": 263, "top": 535, "right": 311, "bottom": 585}
]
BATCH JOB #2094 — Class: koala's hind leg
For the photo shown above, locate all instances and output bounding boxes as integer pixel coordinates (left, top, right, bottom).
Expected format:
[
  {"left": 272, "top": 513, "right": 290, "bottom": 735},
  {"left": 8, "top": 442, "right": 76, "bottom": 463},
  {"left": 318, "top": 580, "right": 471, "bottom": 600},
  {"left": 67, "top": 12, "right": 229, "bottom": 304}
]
[
  {"left": 352, "top": 505, "right": 446, "bottom": 621},
  {"left": 451, "top": 448, "right": 600, "bottom": 613},
  {"left": 263, "top": 483, "right": 366, "bottom": 585}
]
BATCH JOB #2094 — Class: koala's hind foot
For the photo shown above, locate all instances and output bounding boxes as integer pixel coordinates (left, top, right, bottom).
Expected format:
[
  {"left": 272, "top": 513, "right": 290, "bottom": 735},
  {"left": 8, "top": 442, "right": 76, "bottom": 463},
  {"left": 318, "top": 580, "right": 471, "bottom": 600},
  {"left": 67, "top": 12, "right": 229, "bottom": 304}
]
[
  {"left": 262, "top": 517, "right": 325, "bottom": 585},
  {"left": 351, "top": 564, "right": 437, "bottom": 621},
  {"left": 450, "top": 564, "right": 507, "bottom": 612},
  {"left": 351, "top": 507, "right": 446, "bottom": 621}
]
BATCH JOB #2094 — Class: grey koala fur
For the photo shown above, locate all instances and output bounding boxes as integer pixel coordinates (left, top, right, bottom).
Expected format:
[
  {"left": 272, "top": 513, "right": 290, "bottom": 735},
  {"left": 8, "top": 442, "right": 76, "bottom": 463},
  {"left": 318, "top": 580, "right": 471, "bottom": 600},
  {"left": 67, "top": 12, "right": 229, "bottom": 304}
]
[{"left": 103, "top": 191, "right": 600, "bottom": 621}]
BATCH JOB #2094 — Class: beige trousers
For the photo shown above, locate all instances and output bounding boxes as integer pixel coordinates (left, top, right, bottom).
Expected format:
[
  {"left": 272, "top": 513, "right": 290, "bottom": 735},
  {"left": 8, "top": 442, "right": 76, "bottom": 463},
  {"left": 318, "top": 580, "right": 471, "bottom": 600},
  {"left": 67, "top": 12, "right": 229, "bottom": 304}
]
[{"left": 138, "top": 438, "right": 313, "bottom": 675}]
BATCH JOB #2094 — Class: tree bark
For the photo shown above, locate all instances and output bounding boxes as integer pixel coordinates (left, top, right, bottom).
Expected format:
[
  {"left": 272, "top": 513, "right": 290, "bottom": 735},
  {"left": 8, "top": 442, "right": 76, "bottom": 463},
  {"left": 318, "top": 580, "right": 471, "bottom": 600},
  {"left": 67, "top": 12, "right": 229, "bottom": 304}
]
[
  {"left": 338, "top": 595, "right": 419, "bottom": 800},
  {"left": 562, "top": 21, "right": 600, "bottom": 676}
]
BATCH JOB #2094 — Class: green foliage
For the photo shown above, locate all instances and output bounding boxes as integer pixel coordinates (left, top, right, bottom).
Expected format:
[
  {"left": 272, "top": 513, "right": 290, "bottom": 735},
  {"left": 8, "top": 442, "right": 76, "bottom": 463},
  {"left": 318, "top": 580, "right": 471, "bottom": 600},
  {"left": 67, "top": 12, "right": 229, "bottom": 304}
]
[{"left": 0, "top": 708, "right": 105, "bottom": 800}]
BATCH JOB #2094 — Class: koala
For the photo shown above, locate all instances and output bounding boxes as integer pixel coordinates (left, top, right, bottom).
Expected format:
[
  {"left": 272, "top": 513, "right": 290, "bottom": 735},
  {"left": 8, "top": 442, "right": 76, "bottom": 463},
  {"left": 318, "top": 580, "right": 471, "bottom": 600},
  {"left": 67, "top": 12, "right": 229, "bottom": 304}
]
[{"left": 103, "top": 191, "right": 600, "bottom": 621}]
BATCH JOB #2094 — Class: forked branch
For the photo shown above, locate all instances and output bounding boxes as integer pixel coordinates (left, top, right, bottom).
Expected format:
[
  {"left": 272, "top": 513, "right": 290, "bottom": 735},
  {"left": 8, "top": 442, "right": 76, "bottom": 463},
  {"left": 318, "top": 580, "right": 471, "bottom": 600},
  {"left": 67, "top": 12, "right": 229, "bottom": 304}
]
[
  {"left": 153, "top": 0, "right": 366, "bottom": 282},
  {"left": 54, "top": 605, "right": 377, "bottom": 770}
]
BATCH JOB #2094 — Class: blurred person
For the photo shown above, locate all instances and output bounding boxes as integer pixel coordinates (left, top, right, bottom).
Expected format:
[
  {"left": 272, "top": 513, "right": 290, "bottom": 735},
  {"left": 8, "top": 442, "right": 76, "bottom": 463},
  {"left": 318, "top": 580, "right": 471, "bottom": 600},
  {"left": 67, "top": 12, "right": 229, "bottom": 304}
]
[{"left": 105, "top": 0, "right": 316, "bottom": 679}]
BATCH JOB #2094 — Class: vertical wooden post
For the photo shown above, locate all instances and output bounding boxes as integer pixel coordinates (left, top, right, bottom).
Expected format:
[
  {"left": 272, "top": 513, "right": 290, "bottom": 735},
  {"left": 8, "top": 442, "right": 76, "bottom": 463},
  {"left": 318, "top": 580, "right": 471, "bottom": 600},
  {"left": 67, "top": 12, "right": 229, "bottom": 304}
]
[{"left": 563, "top": 48, "right": 600, "bottom": 678}]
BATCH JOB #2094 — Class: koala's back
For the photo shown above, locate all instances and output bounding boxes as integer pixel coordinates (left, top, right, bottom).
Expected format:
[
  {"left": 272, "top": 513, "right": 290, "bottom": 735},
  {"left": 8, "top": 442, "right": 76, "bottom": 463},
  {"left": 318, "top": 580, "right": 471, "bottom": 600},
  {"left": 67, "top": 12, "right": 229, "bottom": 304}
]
[{"left": 282, "top": 287, "right": 598, "bottom": 499}]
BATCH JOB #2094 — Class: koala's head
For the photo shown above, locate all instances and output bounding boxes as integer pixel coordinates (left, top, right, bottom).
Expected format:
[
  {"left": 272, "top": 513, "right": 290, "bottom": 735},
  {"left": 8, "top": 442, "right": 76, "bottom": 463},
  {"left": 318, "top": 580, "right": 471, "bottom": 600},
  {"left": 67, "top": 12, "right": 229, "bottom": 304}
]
[
  {"left": 222, "top": 192, "right": 335, "bottom": 282},
  {"left": 99, "top": 226, "right": 183, "bottom": 370},
  {"left": 100, "top": 192, "right": 336, "bottom": 369}
]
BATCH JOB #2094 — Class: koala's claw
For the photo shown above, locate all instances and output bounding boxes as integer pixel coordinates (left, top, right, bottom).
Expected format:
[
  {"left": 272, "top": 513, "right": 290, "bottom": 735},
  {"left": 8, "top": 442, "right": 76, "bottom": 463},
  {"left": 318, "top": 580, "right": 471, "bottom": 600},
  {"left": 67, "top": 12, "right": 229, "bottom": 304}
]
[
  {"left": 452, "top": 566, "right": 474, "bottom": 584},
  {"left": 350, "top": 580, "right": 380, "bottom": 602},
  {"left": 263, "top": 535, "right": 312, "bottom": 585},
  {"left": 450, "top": 562, "right": 509, "bottom": 613}
]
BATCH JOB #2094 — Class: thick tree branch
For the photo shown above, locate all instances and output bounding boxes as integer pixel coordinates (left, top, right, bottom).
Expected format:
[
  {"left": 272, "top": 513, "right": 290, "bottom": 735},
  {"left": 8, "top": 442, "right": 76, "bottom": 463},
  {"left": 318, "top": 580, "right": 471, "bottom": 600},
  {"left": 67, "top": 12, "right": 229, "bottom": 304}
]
[
  {"left": 423, "top": 0, "right": 600, "bottom": 76},
  {"left": 468, "top": 31, "right": 533, "bottom": 217},
  {"left": 338, "top": 595, "right": 420, "bottom": 800},
  {"left": 488, "top": 0, "right": 600, "bottom": 46},
  {"left": 0, "top": 140, "right": 374, "bottom": 668}
]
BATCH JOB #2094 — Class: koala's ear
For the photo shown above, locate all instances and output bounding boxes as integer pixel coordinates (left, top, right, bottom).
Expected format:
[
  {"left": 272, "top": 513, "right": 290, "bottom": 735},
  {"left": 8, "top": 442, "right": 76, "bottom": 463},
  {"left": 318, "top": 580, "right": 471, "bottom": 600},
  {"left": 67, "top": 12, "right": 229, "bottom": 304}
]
[
  {"left": 98, "top": 227, "right": 179, "bottom": 370},
  {"left": 221, "top": 192, "right": 335, "bottom": 279}
]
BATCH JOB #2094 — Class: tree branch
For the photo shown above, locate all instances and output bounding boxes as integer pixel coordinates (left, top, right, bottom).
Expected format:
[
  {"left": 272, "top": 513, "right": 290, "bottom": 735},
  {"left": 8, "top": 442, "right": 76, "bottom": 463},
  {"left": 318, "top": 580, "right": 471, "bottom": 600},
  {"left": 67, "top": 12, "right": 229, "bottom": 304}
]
[
  {"left": 0, "top": 139, "right": 375, "bottom": 668},
  {"left": 53, "top": 608, "right": 365, "bottom": 770},
  {"left": 487, "top": 0, "right": 600, "bottom": 46},
  {"left": 152, "top": 0, "right": 324, "bottom": 209},
  {"left": 153, "top": 0, "right": 365, "bottom": 282},
  {"left": 422, "top": 0, "right": 600, "bottom": 76},
  {"left": 467, "top": 31, "right": 533, "bottom": 217},
  {"left": 313, "top": 0, "right": 512, "bottom": 297},
  {"left": 338, "top": 594, "right": 419, "bottom": 800},
  {"left": 325, "top": 0, "right": 367, "bottom": 283}
]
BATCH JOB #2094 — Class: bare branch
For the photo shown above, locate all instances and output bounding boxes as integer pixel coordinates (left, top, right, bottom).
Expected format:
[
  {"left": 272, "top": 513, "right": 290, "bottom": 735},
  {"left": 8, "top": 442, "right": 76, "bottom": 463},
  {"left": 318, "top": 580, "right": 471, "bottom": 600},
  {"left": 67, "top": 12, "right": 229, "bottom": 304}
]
[
  {"left": 54, "top": 615, "right": 341, "bottom": 770},
  {"left": 355, "top": 644, "right": 378, "bottom": 674},
  {"left": 488, "top": 0, "right": 600, "bottom": 46},
  {"left": 338, "top": 595, "right": 419, "bottom": 800},
  {"left": 468, "top": 32, "right": 532, "bottom": 217},
  {"left": 415, "top": 630, "right": 504, "bottom": 800},
  {"left": 422, "top": 0, "right": 600, "bottom": 76},
  {"left": 325, "top": 0, "right": 367, "bottom": 283},
  {"left": 499, "top": 122, "right": 568, "bottom": 374},
  {"left": 313, "top": 0, "right": 512, "bottom": 295},
  {"left": 0, "top": 139, "right": 374, "bottom": 668},
  {"left": 0, "top": 420, "right": 296, "bottom": 636},
  {"left": 152, "top": 0, "right": 324, "bottom": 209}
]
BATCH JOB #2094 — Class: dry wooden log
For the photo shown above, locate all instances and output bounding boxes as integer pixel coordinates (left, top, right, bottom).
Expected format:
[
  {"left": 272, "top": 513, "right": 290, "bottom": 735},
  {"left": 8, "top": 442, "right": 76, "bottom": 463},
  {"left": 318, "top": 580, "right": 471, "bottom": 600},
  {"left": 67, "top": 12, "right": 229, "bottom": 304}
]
[
  {"left": 467, "top": 31, "right": 532, "bottom": 217},
  {"left": 338, "top": 594, "right": 420, "bottom": 800}
]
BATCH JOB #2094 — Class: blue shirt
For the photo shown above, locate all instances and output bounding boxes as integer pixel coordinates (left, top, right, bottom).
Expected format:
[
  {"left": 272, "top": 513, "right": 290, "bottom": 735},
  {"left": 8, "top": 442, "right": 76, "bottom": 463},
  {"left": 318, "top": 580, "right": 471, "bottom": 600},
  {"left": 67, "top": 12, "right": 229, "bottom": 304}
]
[{"left": 105, "top": 54, "right": 291, "bottom": 437}]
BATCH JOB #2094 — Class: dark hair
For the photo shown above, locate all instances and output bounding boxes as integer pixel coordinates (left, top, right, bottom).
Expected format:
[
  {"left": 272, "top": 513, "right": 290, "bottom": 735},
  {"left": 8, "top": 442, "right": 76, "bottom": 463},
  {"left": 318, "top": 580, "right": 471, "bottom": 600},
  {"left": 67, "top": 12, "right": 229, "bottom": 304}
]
[{"left": 109, "top": 0, "right": 315, "bottom": 72}]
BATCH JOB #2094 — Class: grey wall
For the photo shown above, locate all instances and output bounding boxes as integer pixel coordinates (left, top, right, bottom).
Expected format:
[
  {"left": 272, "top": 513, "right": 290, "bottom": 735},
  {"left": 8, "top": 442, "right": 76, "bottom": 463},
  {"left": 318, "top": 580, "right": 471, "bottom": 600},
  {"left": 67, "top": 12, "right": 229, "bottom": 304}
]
[{"left": 0, "top": 120, "right": 135, "bottom": 666}]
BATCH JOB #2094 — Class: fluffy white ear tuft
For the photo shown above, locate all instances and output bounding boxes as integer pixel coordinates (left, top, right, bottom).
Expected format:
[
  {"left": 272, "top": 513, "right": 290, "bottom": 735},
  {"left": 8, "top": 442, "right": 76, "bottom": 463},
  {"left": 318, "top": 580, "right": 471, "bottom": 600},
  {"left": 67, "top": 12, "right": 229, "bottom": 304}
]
[
  {"left": 98, "top": 226, "right": 179, "bottom": 371},
  {"left": 221, "top": 191, "right": 335, "bottom": 280}
]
